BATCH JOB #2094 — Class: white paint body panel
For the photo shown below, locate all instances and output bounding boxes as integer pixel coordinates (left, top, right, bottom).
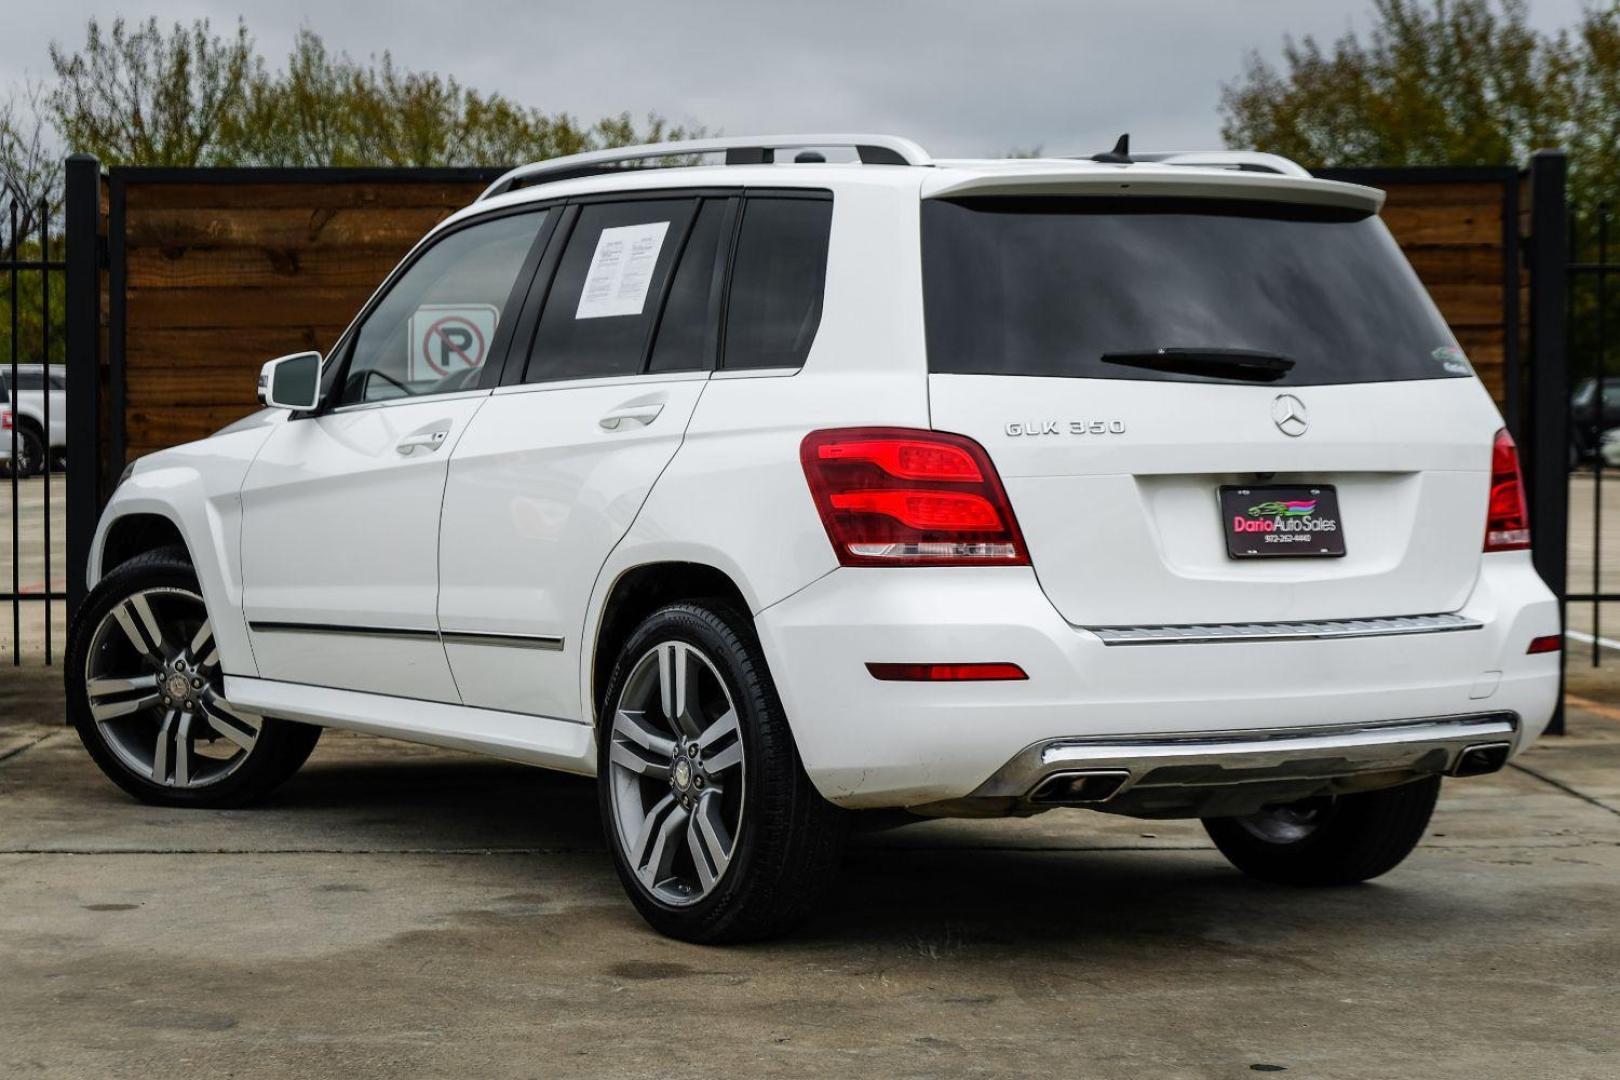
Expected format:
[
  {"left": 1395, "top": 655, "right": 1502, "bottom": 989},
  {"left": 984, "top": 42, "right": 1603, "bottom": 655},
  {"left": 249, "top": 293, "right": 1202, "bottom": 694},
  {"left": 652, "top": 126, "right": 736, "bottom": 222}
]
[
  {"left": 439, "top": 375, "right": 709, "bottom": 718},
  {"left": 929, "top": 374, "right": 1506, "bottom": 627},
  {"left": 754, "top": 554, "right": 1559, "bottom": 807},
  {"left": 226, "top": 675, "right": 594, "bottom": 774},
  {"left": 90, "top": 423, "right": 281, "bottom": 678},
  {"left": 238, "top": 395, "right": 489, "bottom": 701}
]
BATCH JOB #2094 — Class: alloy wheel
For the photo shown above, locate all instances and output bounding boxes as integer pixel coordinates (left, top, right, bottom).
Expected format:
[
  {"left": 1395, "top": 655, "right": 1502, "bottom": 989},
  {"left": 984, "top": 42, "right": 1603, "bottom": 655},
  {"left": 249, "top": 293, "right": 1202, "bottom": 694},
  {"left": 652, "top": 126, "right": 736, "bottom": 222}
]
[
  {"left": 607, "top": 640, "right": 747, "bottom": 906},
  {"left": 83, "top": 586, "right": 261, "bottom": 788}
]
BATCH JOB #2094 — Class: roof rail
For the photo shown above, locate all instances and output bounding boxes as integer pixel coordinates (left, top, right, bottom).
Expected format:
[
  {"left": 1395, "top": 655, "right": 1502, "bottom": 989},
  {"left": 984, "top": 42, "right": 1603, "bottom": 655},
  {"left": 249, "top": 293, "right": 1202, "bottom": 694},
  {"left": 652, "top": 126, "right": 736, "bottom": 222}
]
[
  {"left": 1121, "top": 150, "right": 1312, "bottom": 179},
  {"left": 477, "top": 134, "right": 933, "bottom": 201}
]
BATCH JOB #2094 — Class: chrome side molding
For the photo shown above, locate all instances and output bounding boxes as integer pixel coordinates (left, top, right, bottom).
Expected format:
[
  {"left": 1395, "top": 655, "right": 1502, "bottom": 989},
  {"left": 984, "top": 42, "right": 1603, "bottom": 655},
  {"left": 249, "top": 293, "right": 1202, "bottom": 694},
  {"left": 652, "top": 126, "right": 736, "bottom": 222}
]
[{"left": 249, "top": 621, "right": 564, "bottom": 652}]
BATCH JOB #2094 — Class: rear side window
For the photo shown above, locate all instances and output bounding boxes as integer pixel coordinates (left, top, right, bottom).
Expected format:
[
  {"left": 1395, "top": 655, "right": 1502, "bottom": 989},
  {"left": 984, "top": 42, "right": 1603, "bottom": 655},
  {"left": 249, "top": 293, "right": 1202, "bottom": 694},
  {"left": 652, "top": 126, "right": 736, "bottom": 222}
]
[
  {"left": 922, "top": 197, "right": 1468, "bottom": 386},
  {"left": 527, "top": 199, "right": 695, "bottom": 383},
  {"left": 723, "top": 197, "right": 832, "bottom": 371},
  {"left": 647, "top": 199, "right": 729, "bottom": 374}
]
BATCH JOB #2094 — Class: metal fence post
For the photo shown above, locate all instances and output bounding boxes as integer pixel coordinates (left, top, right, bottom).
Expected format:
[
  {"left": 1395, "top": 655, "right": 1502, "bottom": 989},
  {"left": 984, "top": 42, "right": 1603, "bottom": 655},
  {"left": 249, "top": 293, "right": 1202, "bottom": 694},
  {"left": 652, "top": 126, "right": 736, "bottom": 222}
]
[
  {"left": 64, "top": 153, "right": 101, "bottom": 624},
  {"left": 1526, "top": 149, "right": 1570, "bottom": 734}
]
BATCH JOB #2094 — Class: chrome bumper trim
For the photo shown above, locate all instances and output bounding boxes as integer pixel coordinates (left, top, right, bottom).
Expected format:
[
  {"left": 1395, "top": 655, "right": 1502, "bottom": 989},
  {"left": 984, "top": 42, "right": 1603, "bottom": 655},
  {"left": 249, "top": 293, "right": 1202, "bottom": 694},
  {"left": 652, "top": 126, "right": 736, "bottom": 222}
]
[
  {"left": 965, "top": 712, "right": 1519, "bottom": 809},
  {"left": 1085, "top": 612, "right": 1482, "bottom": 646}
]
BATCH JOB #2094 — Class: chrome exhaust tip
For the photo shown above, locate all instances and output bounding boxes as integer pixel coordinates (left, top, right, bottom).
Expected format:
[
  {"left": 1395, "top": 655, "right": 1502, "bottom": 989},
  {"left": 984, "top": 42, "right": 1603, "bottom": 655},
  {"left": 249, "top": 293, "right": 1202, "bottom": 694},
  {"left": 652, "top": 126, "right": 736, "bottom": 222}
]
[
  {"left": 1450, "top": 742, "right": 1512, "bottom": 778},
  {"left": 1027, "top": 769, "right": 1131, "bottom": 805}
]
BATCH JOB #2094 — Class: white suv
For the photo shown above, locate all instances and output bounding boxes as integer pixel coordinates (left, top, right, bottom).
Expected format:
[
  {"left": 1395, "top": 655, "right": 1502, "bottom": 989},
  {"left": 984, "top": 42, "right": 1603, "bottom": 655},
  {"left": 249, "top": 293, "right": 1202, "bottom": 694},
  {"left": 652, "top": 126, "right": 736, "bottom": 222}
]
[{"left": 68, "top": 135, "right": 1561, "bottom": 942}]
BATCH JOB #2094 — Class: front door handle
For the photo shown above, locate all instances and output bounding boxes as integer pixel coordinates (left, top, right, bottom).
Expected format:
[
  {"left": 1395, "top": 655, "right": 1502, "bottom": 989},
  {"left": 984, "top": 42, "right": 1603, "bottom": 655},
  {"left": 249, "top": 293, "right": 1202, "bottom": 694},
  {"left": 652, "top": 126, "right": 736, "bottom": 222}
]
[
  {"left": 396, "top": 429, "right": 449, "bottom": 455},
  {"left": 599, "top": 404, "right": 664, "bottom": 431}
]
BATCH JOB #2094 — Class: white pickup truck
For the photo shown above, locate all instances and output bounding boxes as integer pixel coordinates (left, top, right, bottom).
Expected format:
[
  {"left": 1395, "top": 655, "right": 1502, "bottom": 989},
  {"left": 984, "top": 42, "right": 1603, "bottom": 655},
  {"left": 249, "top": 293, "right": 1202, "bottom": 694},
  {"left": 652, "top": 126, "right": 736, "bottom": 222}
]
[{"left": 1, "top": 363, "right": 67, "bottom": 477}]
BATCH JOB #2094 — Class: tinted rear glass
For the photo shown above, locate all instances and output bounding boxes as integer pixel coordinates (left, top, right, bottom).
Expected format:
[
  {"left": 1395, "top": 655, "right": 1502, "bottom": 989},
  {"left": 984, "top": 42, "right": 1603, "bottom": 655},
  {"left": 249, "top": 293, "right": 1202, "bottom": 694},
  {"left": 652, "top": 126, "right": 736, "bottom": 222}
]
[
  {"left": 723, "top": 196, "right": 832, "bottom": 371},
  {"left": 922, "top": 197, "right": 1469, "bottom": 386}
]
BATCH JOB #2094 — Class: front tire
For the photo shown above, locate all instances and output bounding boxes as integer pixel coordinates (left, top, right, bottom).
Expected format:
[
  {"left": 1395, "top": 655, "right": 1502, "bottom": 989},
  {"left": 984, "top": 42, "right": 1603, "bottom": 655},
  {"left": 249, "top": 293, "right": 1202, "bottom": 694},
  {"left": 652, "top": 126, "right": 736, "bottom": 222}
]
[
  {"left": 597, "top": 601, "right": 847, "bottom": 943},
  {"left": 1202, "top": 776, "right": 1441, "bottom": 886},
  {"left": 66, "top": 548, "right": 322, "bottom": 809}
]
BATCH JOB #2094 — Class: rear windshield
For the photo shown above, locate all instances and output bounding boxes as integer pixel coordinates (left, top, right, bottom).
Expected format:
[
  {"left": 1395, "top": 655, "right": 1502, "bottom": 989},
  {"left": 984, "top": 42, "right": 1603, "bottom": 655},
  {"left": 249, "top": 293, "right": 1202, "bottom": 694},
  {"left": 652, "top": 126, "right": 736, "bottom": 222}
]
[{"left": 922, "top": 197, "right": 1470, "bottom": 386}]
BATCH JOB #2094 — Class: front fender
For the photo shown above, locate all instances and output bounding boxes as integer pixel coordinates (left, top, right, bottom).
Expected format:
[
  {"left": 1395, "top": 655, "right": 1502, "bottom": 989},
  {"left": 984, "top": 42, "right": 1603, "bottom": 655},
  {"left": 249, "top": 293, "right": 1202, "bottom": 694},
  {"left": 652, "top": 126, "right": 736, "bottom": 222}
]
[{"left": 91, "top": 426, "right": 277, "bottom": 678}]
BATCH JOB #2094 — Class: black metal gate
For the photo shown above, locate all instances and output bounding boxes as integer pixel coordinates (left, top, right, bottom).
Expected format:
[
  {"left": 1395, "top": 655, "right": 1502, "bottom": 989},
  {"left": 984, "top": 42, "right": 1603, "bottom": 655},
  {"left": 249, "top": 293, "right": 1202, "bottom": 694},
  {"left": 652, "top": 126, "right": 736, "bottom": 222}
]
[
  {"left": 1564, "top": 196, "right": 1620, "bottom": 670},
  {"left": 2, "top": 191, "right": 66, "bottom": 666}
]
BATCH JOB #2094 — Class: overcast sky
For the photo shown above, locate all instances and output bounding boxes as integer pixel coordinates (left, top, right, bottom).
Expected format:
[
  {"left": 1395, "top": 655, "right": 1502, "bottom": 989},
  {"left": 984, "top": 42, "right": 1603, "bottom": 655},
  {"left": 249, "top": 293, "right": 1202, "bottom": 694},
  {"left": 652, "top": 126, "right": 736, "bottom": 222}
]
[{"left": 0, "top": 1, "right": 1595, "bottom": 157}]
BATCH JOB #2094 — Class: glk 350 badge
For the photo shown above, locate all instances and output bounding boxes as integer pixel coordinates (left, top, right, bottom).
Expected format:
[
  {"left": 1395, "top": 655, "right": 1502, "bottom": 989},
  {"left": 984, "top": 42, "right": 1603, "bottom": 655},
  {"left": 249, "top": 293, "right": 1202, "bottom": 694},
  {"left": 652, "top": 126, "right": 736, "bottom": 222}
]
[{"left": 1004, "top": 419, "right": 1127, "bottom": 436}]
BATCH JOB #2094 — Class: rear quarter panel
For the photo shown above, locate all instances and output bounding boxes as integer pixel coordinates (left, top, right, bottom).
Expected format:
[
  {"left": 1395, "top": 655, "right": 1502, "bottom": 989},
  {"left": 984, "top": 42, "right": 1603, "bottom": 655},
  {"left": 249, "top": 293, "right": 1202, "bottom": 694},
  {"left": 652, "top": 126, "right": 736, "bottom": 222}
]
[{"left": 581, "top": 176, "right": 934, "bottom": 722}]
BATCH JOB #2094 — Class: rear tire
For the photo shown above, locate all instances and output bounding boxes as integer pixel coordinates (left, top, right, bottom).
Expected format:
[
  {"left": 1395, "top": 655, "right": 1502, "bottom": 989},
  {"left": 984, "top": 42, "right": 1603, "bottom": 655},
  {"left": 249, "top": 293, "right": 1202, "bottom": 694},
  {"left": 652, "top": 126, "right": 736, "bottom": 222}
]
[
  {"left": 597, "top": 600, "right": 847, "bottom": 942},
  {"left": 3, "top": 424, "right": 45, "bottom": 478},
  {"left": 66, "top": 548, "right": 322, "bottom": 809},
  {"left": 1202, "top": 776, "right": 1440, "bottom": 886}
]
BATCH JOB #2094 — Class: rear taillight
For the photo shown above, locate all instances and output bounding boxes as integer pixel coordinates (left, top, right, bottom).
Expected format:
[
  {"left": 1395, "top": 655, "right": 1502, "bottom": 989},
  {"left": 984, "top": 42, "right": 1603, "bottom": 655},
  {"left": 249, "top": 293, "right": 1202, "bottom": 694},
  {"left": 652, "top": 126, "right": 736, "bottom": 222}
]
[
  {"left": 1527, "top": 634, "right": 1562, "bottom": 655},
  {"left": 1484, "top": 428, "right": 1531, "bottom": 552},
  {"left": 800, "top": 427, "right": 1028, "bottom": 566},
  {"left": 1, "top": 410, "right": 11, "bottom": 430}
]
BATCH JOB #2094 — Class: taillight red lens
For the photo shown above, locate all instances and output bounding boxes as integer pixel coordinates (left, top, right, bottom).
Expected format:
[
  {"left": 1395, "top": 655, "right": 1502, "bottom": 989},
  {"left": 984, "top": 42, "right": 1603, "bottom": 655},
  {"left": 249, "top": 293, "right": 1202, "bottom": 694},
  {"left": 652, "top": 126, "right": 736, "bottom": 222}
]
[
  {"left": 1526, "top": 634, "right": 1562, "bottom": 655},
  {"left": 801, "top": 427, "right": 1029, "bottom": 566},
  {"left": 1485, "top": 428, "right": 1531, "bottom": 552},
  {"left": 866, "top": 662, "right": 1028, "bottom": 681},
  {"left": 0, "top": 411, "right": 11, "bottom": 430}
]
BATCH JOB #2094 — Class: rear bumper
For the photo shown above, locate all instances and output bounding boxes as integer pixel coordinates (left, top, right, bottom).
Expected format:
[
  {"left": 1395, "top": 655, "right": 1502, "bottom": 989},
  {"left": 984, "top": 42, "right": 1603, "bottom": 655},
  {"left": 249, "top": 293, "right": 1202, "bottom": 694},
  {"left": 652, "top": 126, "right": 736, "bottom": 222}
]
[
  {"left": 915, "top": 712, "right": 1517, "bottom": 819},
  {"left": 752, "top": 551, "right": 1559, "bottom": 810}
]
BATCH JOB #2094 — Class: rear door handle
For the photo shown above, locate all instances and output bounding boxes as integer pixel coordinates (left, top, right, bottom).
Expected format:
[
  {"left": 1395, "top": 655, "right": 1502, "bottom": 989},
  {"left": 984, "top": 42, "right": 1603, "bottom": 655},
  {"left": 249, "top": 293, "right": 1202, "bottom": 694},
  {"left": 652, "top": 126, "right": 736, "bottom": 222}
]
[
  {"left": 396, "top": 429, "right": 449, "bottom": 455},
  {"left": 599, "top": 404, "right": 664, "bottom": 431}
]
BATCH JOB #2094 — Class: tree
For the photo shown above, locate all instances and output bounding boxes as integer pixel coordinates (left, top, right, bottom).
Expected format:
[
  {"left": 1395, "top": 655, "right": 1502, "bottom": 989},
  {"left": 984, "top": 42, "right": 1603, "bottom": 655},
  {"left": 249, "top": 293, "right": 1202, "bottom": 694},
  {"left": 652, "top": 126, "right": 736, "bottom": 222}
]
[
  {"left": 1223, "top": 1, "right": 1620, "bottom": 379},
  {"left": 47, "top": 16, "right": 257, "bottom": 167},
  {"left": 0, "top": 79, "right": 62, "bottom": 238},
  {"left": 1222, "top": 1, "right": 1572, "bottom": 165},
  {"left": 227, "top": 29, "right": 696, "bottom": 168},
  {"left": 1220, "top": 0, "right": 1618, "bottom": 208}
]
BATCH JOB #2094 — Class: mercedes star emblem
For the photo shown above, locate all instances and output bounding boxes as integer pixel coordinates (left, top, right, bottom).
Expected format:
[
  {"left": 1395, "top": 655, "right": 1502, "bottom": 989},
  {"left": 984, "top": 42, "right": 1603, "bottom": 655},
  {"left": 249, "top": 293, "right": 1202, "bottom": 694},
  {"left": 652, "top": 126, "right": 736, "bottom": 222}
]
[{"left": 1271, "top": 394, "right": 1308, "bottom": 437}]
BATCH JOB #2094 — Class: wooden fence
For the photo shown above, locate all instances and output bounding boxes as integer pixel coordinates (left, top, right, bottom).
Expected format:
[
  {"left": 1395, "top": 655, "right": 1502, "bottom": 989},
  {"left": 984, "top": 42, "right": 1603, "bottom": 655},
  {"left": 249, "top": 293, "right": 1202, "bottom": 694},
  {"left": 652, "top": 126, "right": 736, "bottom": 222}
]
[{"left": 61, "top": 160, "right": 1540, "bottom": 596}]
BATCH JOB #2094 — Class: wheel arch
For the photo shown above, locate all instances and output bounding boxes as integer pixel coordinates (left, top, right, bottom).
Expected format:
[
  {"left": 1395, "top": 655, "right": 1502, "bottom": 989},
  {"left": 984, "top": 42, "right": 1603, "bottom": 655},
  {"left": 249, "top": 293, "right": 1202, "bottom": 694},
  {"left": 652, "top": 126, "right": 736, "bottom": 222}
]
[
  {"left": 99, "top": 511, "right": 190, "bottom": 576},
  {"left": 587, "top": 560, "right": 752, "bottom": 727}
]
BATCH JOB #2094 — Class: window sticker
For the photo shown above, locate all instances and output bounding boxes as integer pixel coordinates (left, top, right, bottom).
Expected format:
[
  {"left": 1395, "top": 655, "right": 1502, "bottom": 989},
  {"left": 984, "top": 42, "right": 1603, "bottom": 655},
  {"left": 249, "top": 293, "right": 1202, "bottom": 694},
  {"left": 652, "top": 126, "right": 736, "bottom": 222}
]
[
  {"left": 575, "top": 221, "right": 671, "bottom": 320},
  {"left": 407, "top": 303, "right": 500, "bottom": 381}
]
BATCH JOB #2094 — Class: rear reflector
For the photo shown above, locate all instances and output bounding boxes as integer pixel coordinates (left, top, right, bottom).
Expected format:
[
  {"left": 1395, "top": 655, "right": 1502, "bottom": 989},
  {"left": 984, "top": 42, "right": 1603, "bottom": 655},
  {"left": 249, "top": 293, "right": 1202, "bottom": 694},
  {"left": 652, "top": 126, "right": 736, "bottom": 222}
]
[
  {"left": 1484, "top": 428, "right": 1531, "bottom": 552},
  {"left": 1527, "top": 634, "right": 1562, "bottom": 654},
  {"left": 802, "top": 427, "right": 1028, "bottom": 566},
  {"left": 866, "top": 662, "right": 1028, "bottom": 682}
]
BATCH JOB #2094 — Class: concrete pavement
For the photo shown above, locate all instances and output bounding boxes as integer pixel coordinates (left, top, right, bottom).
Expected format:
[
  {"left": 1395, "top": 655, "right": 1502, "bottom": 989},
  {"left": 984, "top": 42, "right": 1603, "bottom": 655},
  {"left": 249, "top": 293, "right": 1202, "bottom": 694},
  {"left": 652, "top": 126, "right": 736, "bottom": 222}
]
[{"left": 1, "top": 664, "right": 1617, "bottom": 1078}]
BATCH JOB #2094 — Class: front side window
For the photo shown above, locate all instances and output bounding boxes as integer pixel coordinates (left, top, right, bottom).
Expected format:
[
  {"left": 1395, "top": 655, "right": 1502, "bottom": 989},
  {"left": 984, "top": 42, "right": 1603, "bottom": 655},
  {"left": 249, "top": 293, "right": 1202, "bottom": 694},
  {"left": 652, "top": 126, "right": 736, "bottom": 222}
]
[
  {"left": 338, "top": 211, "right": 546, "bottom": 407},
  {"left": 723, "top": 196, "right": 832, "bottom": 371},
  {"left": 526, "top": 199, "right": 695, "bottom": 383}
]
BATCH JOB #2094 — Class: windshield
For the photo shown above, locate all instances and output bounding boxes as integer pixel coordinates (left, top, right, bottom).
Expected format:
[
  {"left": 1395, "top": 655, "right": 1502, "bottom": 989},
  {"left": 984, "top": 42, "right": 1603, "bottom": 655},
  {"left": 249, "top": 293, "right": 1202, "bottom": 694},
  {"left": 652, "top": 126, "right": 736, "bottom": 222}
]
[{"left": 922, "top": 197, "right": 1470, "bottom": 387}]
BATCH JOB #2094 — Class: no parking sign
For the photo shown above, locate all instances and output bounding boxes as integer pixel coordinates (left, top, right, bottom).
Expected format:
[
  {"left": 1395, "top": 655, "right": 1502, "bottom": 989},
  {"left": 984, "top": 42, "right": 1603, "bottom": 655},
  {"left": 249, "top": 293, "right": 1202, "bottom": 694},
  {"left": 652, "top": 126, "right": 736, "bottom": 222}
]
[{"left": 407, "top": 304, "right": 499, "bottom": 382}]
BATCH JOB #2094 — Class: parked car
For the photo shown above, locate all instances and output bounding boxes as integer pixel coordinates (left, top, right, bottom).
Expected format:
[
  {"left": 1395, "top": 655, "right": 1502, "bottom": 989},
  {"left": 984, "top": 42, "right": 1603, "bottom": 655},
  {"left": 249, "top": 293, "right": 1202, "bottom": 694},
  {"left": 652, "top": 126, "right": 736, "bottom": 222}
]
[
  {"left": 69, "top": 135, "right": 1562, "bottom": 942},
  {"left": 1570, "top": 376, "right": 1620, "bottom": 465},
  {"left": 0, "top": 363, "right": 67, "bottom": 477}
]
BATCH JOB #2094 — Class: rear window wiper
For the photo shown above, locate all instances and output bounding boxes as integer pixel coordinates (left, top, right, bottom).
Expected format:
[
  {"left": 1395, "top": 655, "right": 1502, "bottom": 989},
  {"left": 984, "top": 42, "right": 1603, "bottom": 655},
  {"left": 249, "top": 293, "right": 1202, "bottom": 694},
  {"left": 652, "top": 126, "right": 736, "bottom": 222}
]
[{"left": 1100, "top": 348, "right": 1296, "bottom": 383}]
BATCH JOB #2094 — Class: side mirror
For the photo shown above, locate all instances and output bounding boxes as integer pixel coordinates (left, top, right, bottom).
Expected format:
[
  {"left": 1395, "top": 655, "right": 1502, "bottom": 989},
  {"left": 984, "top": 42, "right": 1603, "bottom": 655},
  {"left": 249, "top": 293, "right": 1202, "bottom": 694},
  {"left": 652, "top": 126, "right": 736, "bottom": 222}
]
[{"left": 257, "top": 352, "right": 322, "bottom": 411}]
